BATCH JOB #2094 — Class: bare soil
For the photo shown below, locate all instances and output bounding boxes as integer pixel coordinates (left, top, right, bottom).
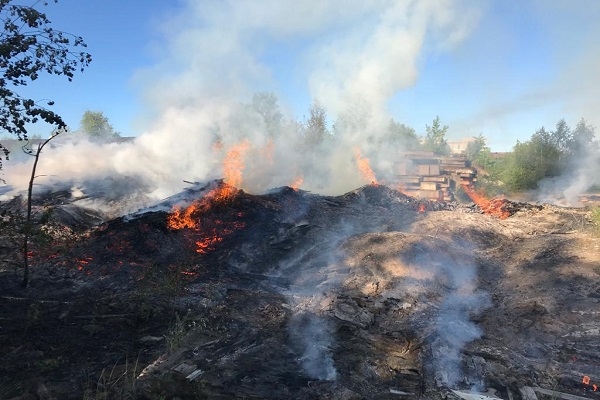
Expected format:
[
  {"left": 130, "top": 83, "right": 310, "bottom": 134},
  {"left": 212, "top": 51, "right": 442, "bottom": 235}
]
[{"left": 1, "top": 184, "right": 599, "bottom": 399}]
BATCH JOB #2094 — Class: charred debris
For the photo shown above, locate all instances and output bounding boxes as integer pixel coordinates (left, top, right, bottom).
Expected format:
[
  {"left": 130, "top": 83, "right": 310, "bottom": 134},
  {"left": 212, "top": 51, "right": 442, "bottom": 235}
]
[{"left": 0, "top": 180, "right": 599, "bottom": 400}]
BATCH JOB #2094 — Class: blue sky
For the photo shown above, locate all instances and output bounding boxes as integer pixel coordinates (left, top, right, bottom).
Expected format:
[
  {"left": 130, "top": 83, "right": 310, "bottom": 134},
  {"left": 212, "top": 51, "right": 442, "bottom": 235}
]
[{"left": 11, "top": 0, "right": 600, "bottom": 152}]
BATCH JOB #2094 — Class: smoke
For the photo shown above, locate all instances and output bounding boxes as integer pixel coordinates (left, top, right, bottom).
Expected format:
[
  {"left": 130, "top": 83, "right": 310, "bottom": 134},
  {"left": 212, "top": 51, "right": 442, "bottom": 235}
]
[
  {"left": 288, "top": 311, "right": 337, "bottom": 381},
  {"left": 537, "top": 150, "right": 600, "bottom": 206},
  {"left": 411, "top": 243, "right": 490, "bottom": 389},
  {"left": 535, "top": 121, "right": 600, "bottom": 206},
  {"left": 276, "top": 234, "right": 347, "bottom": 381},
  {"left": 1, "top": 0, "right": 481, "bottom": 203}
]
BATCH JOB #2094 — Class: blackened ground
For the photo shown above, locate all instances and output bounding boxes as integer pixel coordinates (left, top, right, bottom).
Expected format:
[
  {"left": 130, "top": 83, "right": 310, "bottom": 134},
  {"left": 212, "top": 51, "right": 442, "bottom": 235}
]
[{"left": 0, "top": 183, "right": 599, "bottom": 399}]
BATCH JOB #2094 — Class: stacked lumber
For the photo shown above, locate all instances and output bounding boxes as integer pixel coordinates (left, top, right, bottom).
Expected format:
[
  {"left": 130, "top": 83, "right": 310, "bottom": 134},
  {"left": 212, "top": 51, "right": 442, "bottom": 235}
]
[
  {"left": 439, "top": 156, "right": 471, "bottom": 173},
  {"left": 393, "top": 153, "right": 473, "bottom": 202}
]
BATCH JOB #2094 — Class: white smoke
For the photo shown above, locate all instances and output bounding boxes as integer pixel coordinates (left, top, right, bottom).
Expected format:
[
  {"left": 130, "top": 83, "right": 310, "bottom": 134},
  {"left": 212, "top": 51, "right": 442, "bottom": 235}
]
[
  {"left": 410, "top": 242, "right": 490, "bottom": 389},
  {"left": 2, "top": 0, "right": 481, "bottom": 202}
]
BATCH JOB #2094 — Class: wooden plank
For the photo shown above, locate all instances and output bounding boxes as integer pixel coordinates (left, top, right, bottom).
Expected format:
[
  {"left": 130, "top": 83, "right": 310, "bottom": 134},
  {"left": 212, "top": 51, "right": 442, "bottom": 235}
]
[
  {"left": 395, "top": 161, "right": 413, "bottom": 176},
  {"left": 422, "top": 176, "right": 448, "bottom": 183},
  {"left": 396, "top": 176, "right": 421, "bottom": 184},
  {"left": 420, "top": 182, "right": 439, "bottom": 191},
  {"left": 419, "top": 189, "right": 441, "bottom": 200},
  {"left": 417, "top": 164, "right": 431, "bottom": 175}
]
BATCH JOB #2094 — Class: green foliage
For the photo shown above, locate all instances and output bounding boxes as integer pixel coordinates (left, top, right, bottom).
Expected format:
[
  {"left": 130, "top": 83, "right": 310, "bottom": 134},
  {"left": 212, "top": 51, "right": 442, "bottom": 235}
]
[
  {"left": 0, "top": 0, "right": 91, "bottom": 168},
  {"left": 423, "top": 116, "right": 450, "bottom": 155},
  {"left": 465, "top": 134, "right": 487, "bottom": 161},
  {"left": 386, "top": 119, "right": 421, "bottom": 150},
  {"left": 501, "top": 127, "right": 561, "bottom": 192},
  {"left": 570, "top": 118, "right": 598, "bottom": 157},
  {"left": 497, "top": 119, "right": 599, "bottom": 194},
  {"left": 79, "top": 110, "right": 120, "bottom": 141}
]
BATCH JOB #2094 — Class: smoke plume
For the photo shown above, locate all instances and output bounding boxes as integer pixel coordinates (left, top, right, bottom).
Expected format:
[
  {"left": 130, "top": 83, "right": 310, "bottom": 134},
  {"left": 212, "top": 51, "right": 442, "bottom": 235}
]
[{"left": 1, "top": 0, "right": 480, "bottom": 202}]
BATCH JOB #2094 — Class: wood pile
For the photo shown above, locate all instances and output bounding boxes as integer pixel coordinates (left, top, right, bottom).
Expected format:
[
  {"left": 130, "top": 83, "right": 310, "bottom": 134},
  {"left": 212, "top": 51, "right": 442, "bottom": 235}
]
[{"left": 393, "top": 154, "right": 475, "bottom": 202}]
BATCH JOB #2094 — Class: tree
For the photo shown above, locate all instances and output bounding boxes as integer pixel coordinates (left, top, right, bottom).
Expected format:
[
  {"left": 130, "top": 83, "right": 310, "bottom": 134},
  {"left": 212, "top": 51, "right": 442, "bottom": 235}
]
[
  {"left": 501, "top": 128, "right": 561, "bottom": 191},
  {"left": 21, "top": 127, "right": 64, "bottom": 287},
  {"left": 0, "top": 0, "right": 92, "bottom": 168},
  {"left": 79, "top": 110, "right": 120, "bottom": 141},
  {"left": 423, "top": 116, "right": 450, "bottom": 155},
  {"left": 386, "top": 119, "right": 421, "bottom": 150},
  {"left": 250, "top": 92, "right": 283, "bottom": 138},
  {"left": 303, "top": 101, "right": 328, "bottom": 148},
  {"left": 570, "top": 118, "right": 597, "bottom": 157},
  {"left": 465, "top": 134, "right": 487, "bottom": 161}
]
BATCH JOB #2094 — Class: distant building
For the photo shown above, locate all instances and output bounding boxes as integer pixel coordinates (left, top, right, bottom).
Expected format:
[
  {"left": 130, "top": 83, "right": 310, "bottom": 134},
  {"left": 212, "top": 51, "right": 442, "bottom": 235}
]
[{"left": 447, "top": 137, "right": 475, "bottom": 155}]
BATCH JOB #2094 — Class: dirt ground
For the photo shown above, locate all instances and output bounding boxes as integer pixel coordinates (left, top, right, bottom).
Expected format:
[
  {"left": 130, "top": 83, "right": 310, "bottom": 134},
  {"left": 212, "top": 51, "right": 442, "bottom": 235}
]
[{"left": 1, "top": 184, "right": 599, "bottom": 399}]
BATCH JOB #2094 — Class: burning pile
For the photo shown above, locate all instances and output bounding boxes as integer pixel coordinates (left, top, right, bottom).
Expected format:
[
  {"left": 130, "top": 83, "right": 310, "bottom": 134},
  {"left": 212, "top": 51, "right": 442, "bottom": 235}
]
[
  {"left": 167, "top": 141, "right": 252, "bottom": 252},
  {"left": 460, "top": 184, "right": 511, "bottom": 219}
]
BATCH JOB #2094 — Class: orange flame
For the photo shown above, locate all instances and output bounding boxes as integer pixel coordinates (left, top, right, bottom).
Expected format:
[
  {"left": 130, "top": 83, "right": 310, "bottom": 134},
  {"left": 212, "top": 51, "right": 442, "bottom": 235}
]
[
  {"left": 219, "top": 140, "right": 251, "bottom": 200},
  {"left": 166, "top": 141, "right": 250, "bottom": 253},
  {"left": 419, "top": 203, "right": 426, "bottom": 213},
  {"left": 354, "top": 148, "right": 378, "bottom": 185},
  {"left": 290, "top": 176, "right": 303, "bottom": 190},
  {"left": 583, "top": 376, "right": 591, "bottom": 385},
  {"left": 461, "top": 184, "right": 510, "bottom": 219}
]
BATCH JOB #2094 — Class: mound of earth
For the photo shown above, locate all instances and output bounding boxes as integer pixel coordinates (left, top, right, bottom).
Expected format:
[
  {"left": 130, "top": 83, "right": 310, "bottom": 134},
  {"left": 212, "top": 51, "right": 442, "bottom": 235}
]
[{"left": 0, "top": 182, "right": 599, "bottom": 399}]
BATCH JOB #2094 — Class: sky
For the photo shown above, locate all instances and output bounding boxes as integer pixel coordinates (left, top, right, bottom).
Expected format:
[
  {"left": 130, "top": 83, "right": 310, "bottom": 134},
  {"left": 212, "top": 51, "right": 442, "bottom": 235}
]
[
  {"left": 1, "top": 0, "right": 599, "bottom": 202},
  {"left": 11, "top": 0, "right": 598, "bottom": 152}
]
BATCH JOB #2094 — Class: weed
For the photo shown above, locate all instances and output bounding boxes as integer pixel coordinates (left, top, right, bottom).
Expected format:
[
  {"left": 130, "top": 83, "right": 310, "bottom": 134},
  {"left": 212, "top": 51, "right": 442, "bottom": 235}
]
[
  {"left": 165, "top": 313, "right": 189, "bottom": 354},
  {"left": 82, "top": 357, "right": 140, "bottom": 400}
]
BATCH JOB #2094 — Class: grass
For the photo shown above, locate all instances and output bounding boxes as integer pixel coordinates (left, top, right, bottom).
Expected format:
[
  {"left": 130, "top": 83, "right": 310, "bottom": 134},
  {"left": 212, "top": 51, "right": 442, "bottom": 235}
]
[{"left": 82, "top": 357, "right": 141, "bottom": 400}]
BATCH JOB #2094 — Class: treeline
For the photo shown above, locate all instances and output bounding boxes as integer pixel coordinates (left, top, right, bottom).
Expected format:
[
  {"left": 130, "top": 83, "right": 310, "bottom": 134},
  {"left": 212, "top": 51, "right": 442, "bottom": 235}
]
[
  {"left": 244, "top": 92, "right": 453, "bottom": 154},
  {"left": 6, "top": 92, "right": 597, "bottom": 197},
  {"left": 247, "top": 92, "right": 599, "bottom": 196},
  {"left": 468, "top": 119, "right": 598, "bottom": 195}
]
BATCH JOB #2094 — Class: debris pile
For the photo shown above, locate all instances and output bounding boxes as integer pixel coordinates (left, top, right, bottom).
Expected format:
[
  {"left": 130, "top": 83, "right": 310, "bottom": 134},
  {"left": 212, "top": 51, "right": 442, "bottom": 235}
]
[{"left": 0, "top": 181, "right": 598, "bottom": 399}]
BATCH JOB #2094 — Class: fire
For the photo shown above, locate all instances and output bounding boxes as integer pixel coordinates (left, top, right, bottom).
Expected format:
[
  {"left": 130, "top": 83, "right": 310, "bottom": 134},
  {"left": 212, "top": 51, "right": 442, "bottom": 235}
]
[
  {"left": 167, "top": 141, "right": 250, "bottom": 253},
  {"left": 75, "top": 256, "right": 93, "bottom": 271},
  {"left": 168, "top": 140, "right": 251, "bottom": 231},
  {"left": 167, "top": 203, "right": 202, "bottom": 230},
  {"left": 418, "top": 203, "right": 426, "bottom": 213},
  {"left": 290, "top": 176, "right": 303, "bottom": 190},
  {"left": 461, "top": 184, "right": 510, "bottom": 220},
  {"left": 582, "top": 375, "right": 598, "bottom": 391},
  {"left": 220, "top": 140, "right": 251, "bottom": 199},
  {"left": 583, "top": 376, "right": 591, "bottom": 385},
  {"left": 354, "top": 148, "right": 378, "bottom": 185}
]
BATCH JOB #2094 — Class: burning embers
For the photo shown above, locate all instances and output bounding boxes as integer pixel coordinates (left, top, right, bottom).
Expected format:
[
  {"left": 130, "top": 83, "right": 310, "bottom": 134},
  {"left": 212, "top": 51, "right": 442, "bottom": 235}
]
[
  {"left": 167, "top": 141, "right": 251, "bottom": 253},
  {"left": 461, "top": 184, "right": 510, "bottom": 219},
  {"left": 167, "top": 183, "right": 247, "bottom": 253},
  {"left": 583, "top": 376, "right": 598, "bottom": 392}
]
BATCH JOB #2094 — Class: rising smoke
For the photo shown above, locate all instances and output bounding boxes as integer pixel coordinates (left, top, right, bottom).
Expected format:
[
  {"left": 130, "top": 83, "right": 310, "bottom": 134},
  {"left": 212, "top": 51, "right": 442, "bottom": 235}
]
[
  {"left": 410, "top": 241, "right": 490, "bottom": 389},
  {"left": 1, "top": 0, "right": 481, "bottom": 203}
]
